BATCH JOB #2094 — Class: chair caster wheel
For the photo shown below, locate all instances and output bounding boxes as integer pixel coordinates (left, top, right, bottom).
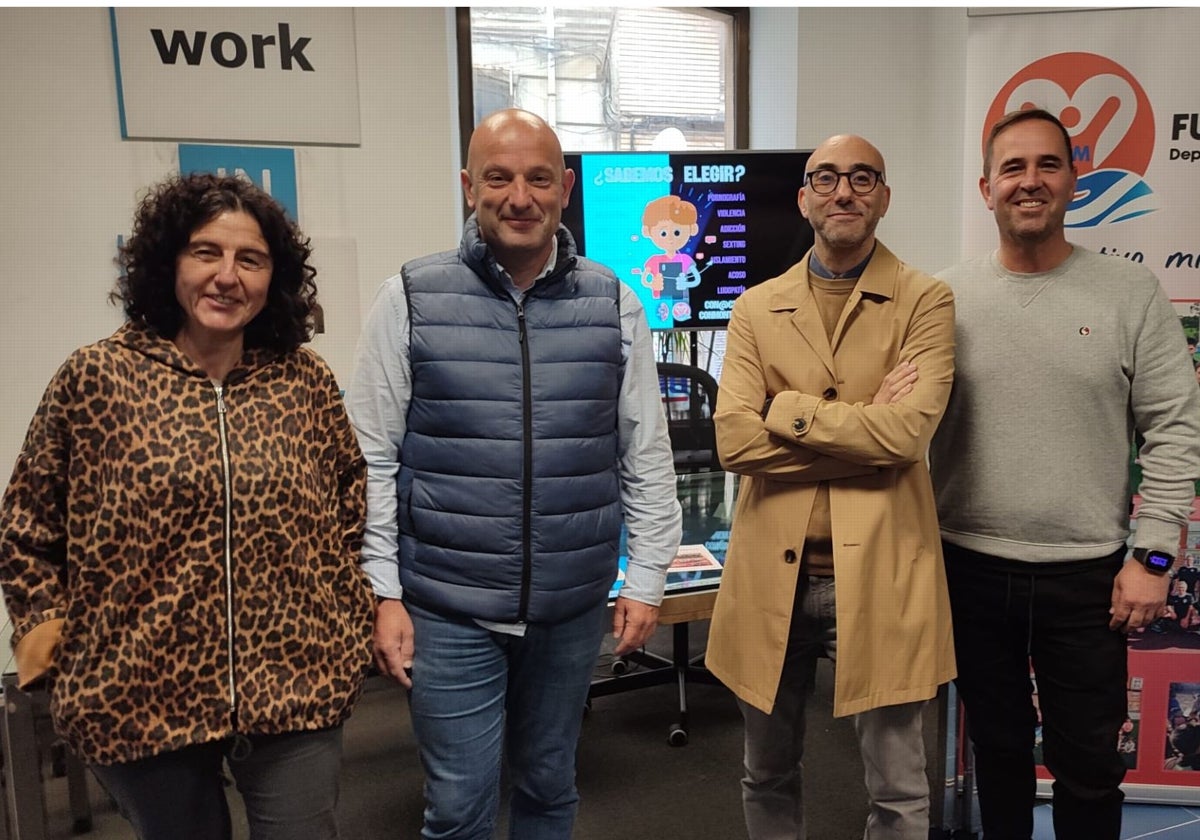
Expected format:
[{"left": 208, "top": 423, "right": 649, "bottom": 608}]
[
  {"left": 667, "top": 725, "right": 688, "bottom": 747},
  {"left": 611, "top": 657, "right": 630, "bottom": 676}
]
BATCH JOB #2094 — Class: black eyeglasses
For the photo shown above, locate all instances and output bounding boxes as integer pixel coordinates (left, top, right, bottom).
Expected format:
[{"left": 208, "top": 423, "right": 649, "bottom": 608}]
[{"left": 804, "top": 168, "right": 885, "bottom": 195}]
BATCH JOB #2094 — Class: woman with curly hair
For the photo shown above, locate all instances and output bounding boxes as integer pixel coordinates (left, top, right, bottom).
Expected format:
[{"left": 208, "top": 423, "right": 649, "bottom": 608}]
[{"left": 0, "top": 173, "right": 374, "bottom": 839}]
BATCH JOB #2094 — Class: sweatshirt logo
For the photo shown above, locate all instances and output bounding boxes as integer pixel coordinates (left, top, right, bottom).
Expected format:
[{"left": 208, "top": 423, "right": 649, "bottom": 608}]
[{"left": 1079, "top": 326, "right": 1091, "bottom": 336}]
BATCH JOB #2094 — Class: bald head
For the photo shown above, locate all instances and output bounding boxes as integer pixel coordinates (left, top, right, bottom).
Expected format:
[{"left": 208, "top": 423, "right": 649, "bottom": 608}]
[
  {"left": 808, "top": 134, "right": 886, "bottom": 179},
  {"left": 466, "top": 109, "right": 566, "bottom": 180}
]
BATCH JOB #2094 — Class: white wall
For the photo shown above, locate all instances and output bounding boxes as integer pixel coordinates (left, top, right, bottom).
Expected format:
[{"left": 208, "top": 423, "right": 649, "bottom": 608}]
[
  {"left": 751, "top": 7, "right": 968, "bottom": 277},
  {"left": 0, "top": 7, "right": 460, "bottom": 482},
  {"left": 0, "top": 7, "right": 972, "bottom": 483},
  {"left": 749, "top": 7, "right": 800, "bottom": 151}
]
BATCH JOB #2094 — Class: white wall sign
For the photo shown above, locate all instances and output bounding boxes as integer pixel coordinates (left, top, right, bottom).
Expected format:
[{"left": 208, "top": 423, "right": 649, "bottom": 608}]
[{"left": 111, "top": 7, "right": 361, "bottom": 146}]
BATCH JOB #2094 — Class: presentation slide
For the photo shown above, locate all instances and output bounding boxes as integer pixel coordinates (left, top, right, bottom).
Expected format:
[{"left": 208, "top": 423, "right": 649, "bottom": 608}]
[{"left": 563, "top": 150, "right": 812, "bottom": 330}]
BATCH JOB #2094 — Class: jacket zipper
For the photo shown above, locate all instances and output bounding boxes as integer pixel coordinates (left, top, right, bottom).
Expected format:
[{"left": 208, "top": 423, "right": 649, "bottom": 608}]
[
  {"left": 516, "top": 301, "right": 533, "bottom": 620},
  {"left": 213, "top": 383, "right": 238, "bottom": 726}
]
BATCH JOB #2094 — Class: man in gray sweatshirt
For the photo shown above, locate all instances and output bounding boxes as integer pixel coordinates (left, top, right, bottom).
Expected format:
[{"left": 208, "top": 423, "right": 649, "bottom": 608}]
[{"left": 928, "top": 108, "right": 1200, "bottom": 839}]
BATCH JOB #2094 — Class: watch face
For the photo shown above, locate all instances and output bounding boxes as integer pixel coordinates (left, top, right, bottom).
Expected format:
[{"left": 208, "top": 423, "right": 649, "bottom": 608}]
[{"left": 1145, "top": 551, "right": 1173, "bottom": 572}]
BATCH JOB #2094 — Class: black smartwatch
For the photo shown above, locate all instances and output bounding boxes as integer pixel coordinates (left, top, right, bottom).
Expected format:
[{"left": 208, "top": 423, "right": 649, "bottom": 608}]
[{"left": 1132, "top": 547, "right": 1174, "bottom": 575}]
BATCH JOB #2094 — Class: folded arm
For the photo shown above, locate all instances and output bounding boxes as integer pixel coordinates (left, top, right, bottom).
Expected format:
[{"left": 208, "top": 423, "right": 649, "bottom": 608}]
[
  {"left": 764, "top": 284, "right": 955, "bottom": 467},
  {"left": 715, "top": 299, "right": 879, "bottom": 483}
]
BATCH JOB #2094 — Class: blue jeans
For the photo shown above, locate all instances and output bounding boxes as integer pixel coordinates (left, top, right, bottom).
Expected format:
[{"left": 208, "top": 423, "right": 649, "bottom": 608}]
[
  {"left": 944, "top": 544, "right": 1128, "bottom": 840},
  {"left": 88, "top": 726, "right": 344, "bottom": 840},
  {"left": 739, "top": 574, "right": 929, "bottom": 840},
  {"left": 406, "top": 600, "right": 608, "bottom": 840}
]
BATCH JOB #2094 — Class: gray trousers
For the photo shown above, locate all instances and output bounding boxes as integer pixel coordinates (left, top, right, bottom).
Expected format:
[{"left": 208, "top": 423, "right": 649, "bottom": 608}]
[{"left": 738, "top": 574, "right": 929, "bottom": 840}]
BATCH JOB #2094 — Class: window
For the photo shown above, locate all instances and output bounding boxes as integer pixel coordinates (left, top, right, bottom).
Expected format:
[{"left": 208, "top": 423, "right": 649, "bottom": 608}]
[{"left": 456, "top": 6, "right": 749, "bottom": 157}]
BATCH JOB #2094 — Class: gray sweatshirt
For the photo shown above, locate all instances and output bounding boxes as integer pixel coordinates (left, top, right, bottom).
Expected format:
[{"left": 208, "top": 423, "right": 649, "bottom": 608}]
[{"left": 929, "top": 246, "right": 1200, "bottom": 562}]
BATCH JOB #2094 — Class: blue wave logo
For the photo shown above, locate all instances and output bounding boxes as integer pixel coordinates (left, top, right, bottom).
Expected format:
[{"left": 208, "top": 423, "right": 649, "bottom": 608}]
[{"left": 1066, "top": 169, "right": 1157, "bottom": 228}]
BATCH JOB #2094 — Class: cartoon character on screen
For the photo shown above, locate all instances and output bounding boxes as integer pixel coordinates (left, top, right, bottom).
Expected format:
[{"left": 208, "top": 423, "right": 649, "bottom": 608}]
[{"left": 635, "top": 196, "right": 703, "bottom": 303}]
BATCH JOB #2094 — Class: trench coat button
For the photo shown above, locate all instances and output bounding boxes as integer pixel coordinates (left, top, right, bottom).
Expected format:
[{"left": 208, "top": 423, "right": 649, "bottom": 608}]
[
  {"left": 784, "top": 549, "right": 798, "bottom": 564},
  {"left": 792, "top": 418, "right": 807, "bottom": 433},
  {"left": 823, "top": 387, "right": 837, "bottom": 400}
]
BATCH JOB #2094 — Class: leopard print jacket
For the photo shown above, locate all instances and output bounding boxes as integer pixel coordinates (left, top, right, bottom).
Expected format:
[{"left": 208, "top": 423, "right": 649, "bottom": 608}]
[{"left": 0, "top": 322, "right": 374, "bottom": 765}]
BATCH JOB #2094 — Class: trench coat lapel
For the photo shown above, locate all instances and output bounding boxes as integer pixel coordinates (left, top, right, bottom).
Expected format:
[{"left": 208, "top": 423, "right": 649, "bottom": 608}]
[
  {"left": 827, "top": 245, "right": 900, "bottom": 355},
  {"left": 768, "top": 260, "right": 836, "bottom": 381}
]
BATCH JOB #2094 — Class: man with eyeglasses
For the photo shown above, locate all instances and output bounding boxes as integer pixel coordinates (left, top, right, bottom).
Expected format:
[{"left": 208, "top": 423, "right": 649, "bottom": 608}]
[
  {"left": 928, "top": 108, "right": 1200, "bottom": 839},
  {"left": 707, "top": 134, "right": 956, "bottom": 839}
]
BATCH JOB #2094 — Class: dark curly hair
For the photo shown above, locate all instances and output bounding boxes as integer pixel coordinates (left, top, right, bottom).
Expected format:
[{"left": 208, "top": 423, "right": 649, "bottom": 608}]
[{"left": 112, "top": 172, "right": 318, "bottom": 352}]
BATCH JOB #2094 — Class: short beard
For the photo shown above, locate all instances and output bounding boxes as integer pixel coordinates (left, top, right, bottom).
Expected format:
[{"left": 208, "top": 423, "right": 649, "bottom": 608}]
[{"left": 813, "top": 219, "right": 876, "bottom": 253}]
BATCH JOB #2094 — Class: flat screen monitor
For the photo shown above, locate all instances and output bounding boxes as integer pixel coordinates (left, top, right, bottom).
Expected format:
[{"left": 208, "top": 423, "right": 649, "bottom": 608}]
[{"left": 561, "top": 150, "right": 814, "bottom": 330}]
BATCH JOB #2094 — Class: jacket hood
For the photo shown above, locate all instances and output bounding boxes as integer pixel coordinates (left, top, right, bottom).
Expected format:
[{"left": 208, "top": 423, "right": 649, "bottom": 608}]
[{"left": 109, "top": 321, "right": 282, "bottom": 383}]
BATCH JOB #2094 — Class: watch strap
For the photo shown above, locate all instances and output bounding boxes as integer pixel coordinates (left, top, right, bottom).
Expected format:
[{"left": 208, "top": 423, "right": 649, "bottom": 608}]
[{"left": 1132, "top": 547, "right": 1173, "bottom": 575}]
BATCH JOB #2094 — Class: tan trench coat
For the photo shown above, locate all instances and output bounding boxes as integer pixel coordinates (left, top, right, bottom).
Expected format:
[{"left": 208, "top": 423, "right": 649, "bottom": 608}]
[{"left": 705, "top": 243, "right": 957, "bottom": 718}]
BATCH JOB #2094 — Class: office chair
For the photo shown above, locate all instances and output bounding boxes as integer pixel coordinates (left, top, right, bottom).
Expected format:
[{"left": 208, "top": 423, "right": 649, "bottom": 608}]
[{"left": 656, "top": 362, "right": 720, "bottom": 472}]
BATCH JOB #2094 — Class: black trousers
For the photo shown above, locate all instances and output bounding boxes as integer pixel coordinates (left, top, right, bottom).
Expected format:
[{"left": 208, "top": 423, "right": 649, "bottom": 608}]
[
  {"left": 944, "top": 543, "right": 1128, "bottom": 840},
  {"left": 89, "top": 726, "right": 344, "bottom": 840}
]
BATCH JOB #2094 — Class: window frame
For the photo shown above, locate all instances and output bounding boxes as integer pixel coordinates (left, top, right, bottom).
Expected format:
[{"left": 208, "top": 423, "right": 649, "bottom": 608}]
[{"left": 454, "top": 5, "right": 750, "bottom": 171}]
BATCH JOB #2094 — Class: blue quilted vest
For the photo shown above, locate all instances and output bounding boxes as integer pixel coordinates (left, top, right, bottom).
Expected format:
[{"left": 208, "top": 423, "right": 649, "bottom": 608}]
[{"left": 398, "top": 219, "right": 624, "bottom": 623}]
